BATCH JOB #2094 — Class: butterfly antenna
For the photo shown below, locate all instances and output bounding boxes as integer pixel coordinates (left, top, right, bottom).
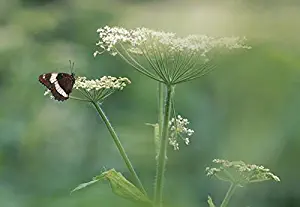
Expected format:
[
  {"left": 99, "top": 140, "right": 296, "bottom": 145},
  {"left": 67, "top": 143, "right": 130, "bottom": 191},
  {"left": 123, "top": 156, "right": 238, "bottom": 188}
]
[{"left": 69, "top": 60, "right": 75, "bottom": 75}]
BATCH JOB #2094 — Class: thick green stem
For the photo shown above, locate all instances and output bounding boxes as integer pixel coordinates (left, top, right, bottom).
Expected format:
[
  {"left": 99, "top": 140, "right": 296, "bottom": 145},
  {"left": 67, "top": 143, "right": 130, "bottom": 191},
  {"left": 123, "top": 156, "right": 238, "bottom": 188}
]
[
  {"left": 158, "top": 83, "right": 164, "bottom": 138},
  {"left": 154, "top": 85, "right": 174, "bottom": 207},
  {"left": 91, "top": 101, "right": 147, "bottom": 196},
  {"left": 220, "top": 183, "right": 238, "bottom": 207}
]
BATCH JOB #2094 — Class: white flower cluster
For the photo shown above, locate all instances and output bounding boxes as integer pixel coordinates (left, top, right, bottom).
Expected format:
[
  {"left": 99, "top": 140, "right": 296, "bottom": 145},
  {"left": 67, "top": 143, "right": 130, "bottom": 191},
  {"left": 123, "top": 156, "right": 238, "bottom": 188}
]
[
  {"left": 94, "top": 26, "right": 251, "bottom": 58},
  {"left": 43, "top": 89, "right": 54, "bottom": 99},
  {"left": 206, "top": 159, "right": 280, "bottom": 184},
  {"left": 74, "top": 76, "right": 131, "bottom": 91},
  {"left": 168, "top": 115, "right": 194, "bottom": 150}
]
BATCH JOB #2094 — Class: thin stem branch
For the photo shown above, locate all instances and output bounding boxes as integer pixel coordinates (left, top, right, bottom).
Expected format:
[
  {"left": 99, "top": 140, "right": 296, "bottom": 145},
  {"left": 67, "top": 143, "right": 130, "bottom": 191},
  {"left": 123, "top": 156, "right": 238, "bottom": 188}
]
[
  {"left": 115, "top": 46, "right": 159, "bottom": 81},
  {"left": 77, "top": 88, "right": 94, "bottom": 100},
  {"left": 91, "top": 101, "right": 147, "bottom": 196},
  {"left": 220, "top": 183, "right": 238, "bottom": 207},
  {"left": 69, "top": 95, "right": 90, "bottom": 102},
  {"left": 154, "top": 84, "right": 174, "bottom": 207},
  {"left": 141, "top": 47, "right": 167, "bottom": 83}
]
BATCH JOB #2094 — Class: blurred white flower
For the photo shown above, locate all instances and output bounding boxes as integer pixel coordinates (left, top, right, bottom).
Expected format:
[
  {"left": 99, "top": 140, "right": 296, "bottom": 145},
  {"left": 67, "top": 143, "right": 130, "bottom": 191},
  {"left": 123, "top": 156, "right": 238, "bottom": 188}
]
[
  {"left": 94, "top": 26, "right": 251, "bottom": 85},
  {"left": 168, "top": 115, "right": 194, "bottom": 150},
  {"left": 74, "top": 76, "right": 131, "bottom": 91},
  {"left": 44, "top": 89, "right": 51, "bottom": 96},
  {"left": 206, "top": 159, "right": 280, "bottom": 185},
  {"left": 74, "top": 76, "right": 131, "bottom": 102},
  {"left": 43, "top": 89, "right": 55, "bottom": 100},
  {"left": 95, "top": 26, "right": 250, "bottom": 57}
]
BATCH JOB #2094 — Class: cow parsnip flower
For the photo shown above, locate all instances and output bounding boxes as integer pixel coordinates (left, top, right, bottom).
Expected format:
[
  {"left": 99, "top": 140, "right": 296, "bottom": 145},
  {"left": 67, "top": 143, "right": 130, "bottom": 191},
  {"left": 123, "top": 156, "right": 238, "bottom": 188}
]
[
  {"left": 206, "top": 159, "right": 280, "bottom": 186},
  {"left": 168, "top": 115, "right": 194, "bottom": 150},
  {"left": 73, "top": 76, "right": 131, "bottom": 102},
  {"left": 94, "top": 26, "right": 251, "bottom": 85}
]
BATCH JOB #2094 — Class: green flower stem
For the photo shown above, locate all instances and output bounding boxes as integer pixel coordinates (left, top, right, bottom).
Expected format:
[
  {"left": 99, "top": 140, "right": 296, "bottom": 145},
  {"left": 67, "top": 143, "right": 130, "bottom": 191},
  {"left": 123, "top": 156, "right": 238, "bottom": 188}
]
[
  {"left": 154, "top": 84, "right": 174, "bottom": 207},
  {"left": 158, "top": 83, "right": 164, "bottom": 138},
  {"left": 91, "top": 101, "right": 147, "bottom": 196},
  {"left": 220, "top": 183, "right": 238, "bottom": 207}
]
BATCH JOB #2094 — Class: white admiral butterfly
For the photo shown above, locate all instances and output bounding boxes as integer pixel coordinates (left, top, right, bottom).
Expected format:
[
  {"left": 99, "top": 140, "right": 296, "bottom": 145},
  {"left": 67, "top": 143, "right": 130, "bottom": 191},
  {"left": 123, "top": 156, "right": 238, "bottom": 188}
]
[{"left": 39, "top": 72, "right": 75, "bottom": 101}]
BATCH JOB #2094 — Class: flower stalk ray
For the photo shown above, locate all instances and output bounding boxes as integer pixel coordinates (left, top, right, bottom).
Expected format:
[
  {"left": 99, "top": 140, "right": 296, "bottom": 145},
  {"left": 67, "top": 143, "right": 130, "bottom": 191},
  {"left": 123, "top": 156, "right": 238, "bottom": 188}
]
[{"left": 94, "top": 26, "right": 251, "bottom": 85}]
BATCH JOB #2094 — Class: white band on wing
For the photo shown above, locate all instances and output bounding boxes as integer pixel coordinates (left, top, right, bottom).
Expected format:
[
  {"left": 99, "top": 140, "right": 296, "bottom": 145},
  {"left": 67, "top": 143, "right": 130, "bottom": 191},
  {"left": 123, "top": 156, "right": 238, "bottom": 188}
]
[
  {"left": 54, "top": 82, "right": 68, "bottom": 97},
  {"left": 50, "top": 73, "right": 58, "bottom": 83}
]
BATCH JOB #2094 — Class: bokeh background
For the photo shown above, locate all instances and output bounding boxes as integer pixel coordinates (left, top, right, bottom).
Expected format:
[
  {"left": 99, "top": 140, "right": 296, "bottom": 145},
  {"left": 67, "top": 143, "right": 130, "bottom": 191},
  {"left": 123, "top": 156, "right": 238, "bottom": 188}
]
[{"left": 1, "top": 0, "right": 300, "bottom": 206}]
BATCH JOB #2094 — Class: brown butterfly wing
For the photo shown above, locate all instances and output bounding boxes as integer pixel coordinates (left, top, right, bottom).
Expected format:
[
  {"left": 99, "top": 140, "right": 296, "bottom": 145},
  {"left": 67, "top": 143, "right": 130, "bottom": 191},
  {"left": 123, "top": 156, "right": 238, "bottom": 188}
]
[
  {"left": 38, "top": 73, "right": 53, "bottom": 90},
  {"left": 50, "top": 87, "right": 68, "bottom": 101},
  {"left": 56, "top": 73, "right": 75, "bottom": 95}
]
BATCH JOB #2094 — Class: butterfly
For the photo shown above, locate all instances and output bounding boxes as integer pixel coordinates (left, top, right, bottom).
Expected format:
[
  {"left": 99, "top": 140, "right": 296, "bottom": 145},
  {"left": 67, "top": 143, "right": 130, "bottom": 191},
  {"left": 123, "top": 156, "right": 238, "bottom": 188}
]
[
  {"left": 39, "top": 61, "right": 76, "bottom": 101},
  {"left": 39, "top": 72, "right": 75, "bottom": 101}
]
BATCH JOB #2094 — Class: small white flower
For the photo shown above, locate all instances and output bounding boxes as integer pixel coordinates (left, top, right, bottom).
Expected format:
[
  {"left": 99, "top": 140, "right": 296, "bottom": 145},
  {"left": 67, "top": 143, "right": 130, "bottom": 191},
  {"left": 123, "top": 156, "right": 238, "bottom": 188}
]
[
  {"left": 44, "top": 89, "right": 51, "bottom": 96},
  {"left": 206, "top": 159, "right": 280, "bottom": 184},
  {"left": 73, "top": 76, "right": 131, "bottom": 102},
  {"left": 168, "top": 115, "right": 194, "bottom": 150},
  {"left": 43, "top": 89, "right": 55, "bottom": 100},
  {"left": 74, "top": 76, "right": 131, "bottom": 91},
  {"left": 94, "top": 26, "right": 251, "bottom": 85},
  {"left": 184, "top": 138, "right": 190, "bottom": 145}
]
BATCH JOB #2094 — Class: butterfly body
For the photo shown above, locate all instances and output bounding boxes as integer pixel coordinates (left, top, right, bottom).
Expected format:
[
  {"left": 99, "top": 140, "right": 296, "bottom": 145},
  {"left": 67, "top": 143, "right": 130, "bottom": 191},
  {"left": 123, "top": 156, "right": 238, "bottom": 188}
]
[{"left": 39, "top": 72, "right": 75, "bottom": 101}]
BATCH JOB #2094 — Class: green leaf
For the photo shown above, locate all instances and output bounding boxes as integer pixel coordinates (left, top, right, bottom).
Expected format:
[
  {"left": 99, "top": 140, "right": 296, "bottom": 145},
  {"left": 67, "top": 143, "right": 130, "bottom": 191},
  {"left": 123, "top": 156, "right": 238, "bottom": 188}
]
[
  {"left": 102, "top": 169, "right": 151, "bottom": 204},
  {"left": 71, "top": 179, "right": 101, "bottom": 194},
  {"left": 72, "top": 169, "right": 151, "bottom": 204},
  {"left": 146, "top": 123, "right": 161, "bottom": 159},
  {"left": 207, "top": 196, "right": 216, "bottom": 207}
]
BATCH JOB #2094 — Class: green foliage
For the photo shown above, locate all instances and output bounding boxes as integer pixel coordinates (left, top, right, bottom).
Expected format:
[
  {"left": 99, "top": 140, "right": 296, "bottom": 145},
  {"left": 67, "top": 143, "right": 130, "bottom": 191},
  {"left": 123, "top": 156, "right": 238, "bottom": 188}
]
[
  {"left": 207, "top": 196, "right": 216, "bottom": 207},
  {"left": 72, "top": 169, "right": 151, "bottom": 204},
  {"left": 71, "top": 179, "right": 100, "bottom": 193},
  {"left": 146, "top": 123, "right": 160, "bottom": 157}
]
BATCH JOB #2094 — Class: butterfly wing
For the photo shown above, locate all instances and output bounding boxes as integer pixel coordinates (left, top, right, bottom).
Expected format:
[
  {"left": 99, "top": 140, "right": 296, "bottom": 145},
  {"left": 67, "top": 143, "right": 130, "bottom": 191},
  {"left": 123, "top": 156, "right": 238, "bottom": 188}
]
[
  {"left": 56, "top": 73, "right": 75, "bottom": 95},
  {"left": 39, "top": 73, "right": 75, "bottom": 101},
  {"left": 39, "top": 73, "right": 56, "bottom": 90}
]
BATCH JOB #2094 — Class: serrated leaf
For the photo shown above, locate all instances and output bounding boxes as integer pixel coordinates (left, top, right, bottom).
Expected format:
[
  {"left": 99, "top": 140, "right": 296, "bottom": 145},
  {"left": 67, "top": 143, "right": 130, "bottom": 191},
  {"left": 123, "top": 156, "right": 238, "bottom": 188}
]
[
  {"left": 207, "top": 195, "right": 216, "bottom": 207},
  {"left": 103, "top": 169, "right": 151, "bottom": 204}
]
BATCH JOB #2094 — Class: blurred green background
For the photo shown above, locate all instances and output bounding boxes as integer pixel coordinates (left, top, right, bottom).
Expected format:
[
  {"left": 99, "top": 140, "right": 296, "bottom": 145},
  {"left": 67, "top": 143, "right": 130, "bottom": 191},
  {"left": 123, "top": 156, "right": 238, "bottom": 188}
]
[{"left": 1, "top": 0, "right": 300, "bottom": 206}]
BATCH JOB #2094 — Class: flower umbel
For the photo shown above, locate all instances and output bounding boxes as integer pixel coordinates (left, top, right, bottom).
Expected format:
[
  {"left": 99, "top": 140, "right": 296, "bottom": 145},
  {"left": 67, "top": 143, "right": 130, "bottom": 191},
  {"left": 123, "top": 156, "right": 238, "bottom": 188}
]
[
  {"left": 94, "top": 26, "right": 251, "bottom": 85},
  {"left": 169, "top": 115, "right": 194, "bottom": 150},
  {"left": 206, "top": 159, "right": 280, "bottom": 186},
  {"left": 74, "top": 76, "right": 131, "bottom": 102},
  {"left": 43, "top": 76, "right": 131, "bottom": 102}
]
